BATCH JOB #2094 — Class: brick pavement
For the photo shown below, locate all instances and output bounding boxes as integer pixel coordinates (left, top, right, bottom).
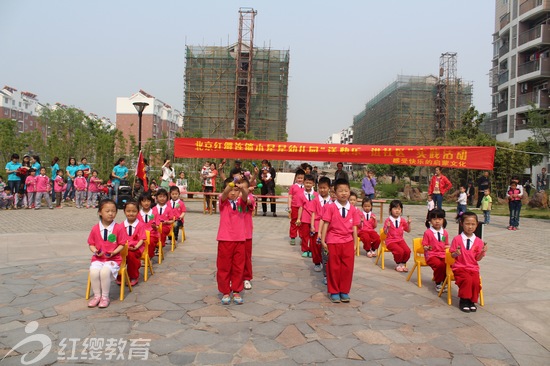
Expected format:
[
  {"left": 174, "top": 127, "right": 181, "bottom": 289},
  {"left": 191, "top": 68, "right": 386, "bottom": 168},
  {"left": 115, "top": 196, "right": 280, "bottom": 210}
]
[{"left": 0, "top": 201, "right": 549, "bottom": 365}]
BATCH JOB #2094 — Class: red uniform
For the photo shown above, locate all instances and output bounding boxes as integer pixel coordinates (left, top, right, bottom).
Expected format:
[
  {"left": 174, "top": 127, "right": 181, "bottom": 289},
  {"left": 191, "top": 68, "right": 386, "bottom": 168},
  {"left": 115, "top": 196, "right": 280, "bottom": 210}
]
[
  {"left": 88, "top": 222, "right": 122, "bottom": 265},
  {"left": 297, "top": 189, "right": 318, "bottom": 253},
  {"left": 137, "top": 209, "right": 158, "bottom": 258},
  {"left": 310, "top": 195, "right": 332, "bottom": 265},
  {"left": 216, "top": 195, "right": 247, "bottom": 294},
  {"left": 450, "top": 233, "right": 484, "bottom": 303},
  {"left": 358, "top": 210, "right": 380, "bottom": 252},
  {"left": 384, "top": 216, "right": 411, "bottom": 264},
  {"left": 116, "top": 220, "right": 146, "bottom": 281},
  {"left": 322, "top": 202, "right": 359, "bottom": 295},
  {"left": 422, "top": 228, "right": 449, "bottom": 283},
  {"left": 288, "top": 183, "right": 304, "bottom": 239},
  {"left": 243, "top": 194, "right": 255, "bottom": 282},
  {"left": 151, "top": 203, "right": 174, "bottom": 247}
]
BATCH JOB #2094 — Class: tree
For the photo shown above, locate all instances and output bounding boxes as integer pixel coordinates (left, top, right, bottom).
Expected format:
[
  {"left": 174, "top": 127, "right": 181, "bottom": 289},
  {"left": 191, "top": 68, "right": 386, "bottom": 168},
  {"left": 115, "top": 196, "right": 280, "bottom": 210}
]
[{"left": 525, "top": 105, "right": 550, "bottom": 151}]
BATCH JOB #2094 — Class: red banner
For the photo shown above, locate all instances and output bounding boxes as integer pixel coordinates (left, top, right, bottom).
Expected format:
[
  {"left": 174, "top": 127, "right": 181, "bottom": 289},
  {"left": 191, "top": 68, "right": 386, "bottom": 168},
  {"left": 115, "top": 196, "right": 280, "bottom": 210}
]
[{"left": 174, "top": 138, "right": 495, "bottom": 170}]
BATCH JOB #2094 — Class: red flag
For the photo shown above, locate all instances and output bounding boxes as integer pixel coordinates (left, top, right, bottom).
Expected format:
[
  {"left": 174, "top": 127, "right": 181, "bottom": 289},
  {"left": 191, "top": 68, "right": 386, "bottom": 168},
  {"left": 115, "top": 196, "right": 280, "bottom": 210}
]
[{"left": 136, "top": 151, "right": 148, "bottom": 191}]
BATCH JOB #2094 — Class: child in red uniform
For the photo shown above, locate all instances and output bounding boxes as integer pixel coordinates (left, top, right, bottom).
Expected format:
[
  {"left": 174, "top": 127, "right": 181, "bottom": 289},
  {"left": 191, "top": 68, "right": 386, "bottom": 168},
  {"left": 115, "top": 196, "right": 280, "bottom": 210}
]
[
  {"left": 320, "top": 179, "right": 359, "bottom": 303},
  {"left": 35, "top": 167, "right": 53, "bottom": 209},
  {"left": 310, "top": 177, "right": 332, "bottom": 277},
  {"left": 296, "top": 174, "right": 318, "bottom": 258},
  {"left": 358, "top": 197, "right": 380, "bottom": 257},
  {"left": 24, "top": 168, "right": 37, "bottom": 209},
  {"left": 422, "top": 208, "right": 449, "bottom": 292},
  {"left": 54, "top": 169, "right": 66, "bottom": 208},
  {"left": 137, "top": 193, "right": 158, "bottom": 259},
  {"left": 74, "top": 169, "right": 88, "bottom": 209},
  {"left": 116, "top": 200, "right": 146, "bottom": 286},
  {"left": 450, "top": 212, "right": 488, "bottom": 312},
  {"left": 242, "top": 180, "right": 256, "bottom": 290},
  {"left": 217, "top": 177, "right": 248, "bottom": 305},
  {"left": 168, "top": 186, "right": 186, "bottom": 242},
  {"left": 287, "top": 169, "right": 305, "bottom": 246},
  {"left": 87, "top": 199, "right": 123, "bottom": 308},
  {"left": 383, "top": 199, "right": 411, "bottom": 272},
  {"left": 151, "top": 188, "right": 174, "bottom": 247}
]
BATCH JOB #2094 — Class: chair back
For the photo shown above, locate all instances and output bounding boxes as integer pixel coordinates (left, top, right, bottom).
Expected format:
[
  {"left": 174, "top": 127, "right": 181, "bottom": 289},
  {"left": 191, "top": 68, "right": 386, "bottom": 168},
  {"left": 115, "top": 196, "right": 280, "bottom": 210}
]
[
  {"left": 444, "top": 248, "right": 455, "bottom": 279},
  {"left": 379, "top": 228, "right": 387, "bottom": 243},
  {"left": 142, "top": 231, "right": 151, "bottom": 259},
  {"left": 119, "top": 243, "right": 129, "bottom": 268},
  {"left": 412, "top": 238, "right": 426, "bottom": 266}
]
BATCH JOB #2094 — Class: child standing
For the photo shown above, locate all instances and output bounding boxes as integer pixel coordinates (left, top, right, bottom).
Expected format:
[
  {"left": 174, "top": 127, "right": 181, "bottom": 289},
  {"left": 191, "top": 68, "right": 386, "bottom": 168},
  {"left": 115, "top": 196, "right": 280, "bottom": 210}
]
[
  {"left": 87, "top": 170, "right": 102, "bottom": 208},
  {"left": 217, "top": 177, "right": 248, "bottom": 305},
  {"left": 151, "top": 188, "right": 174, "bottom": 247},
  {"left": 287, "top": 169, "right": 306, "bottom": 246},
  {"left": 116, "top": 201, "right": 146, "bottom": 286},
  {"left": 506, "top": 181, "right": 522, "bottom": 230},
  {"left": 25, "top": 168, "right": 37, "bottom": 209},
  {"left": 74, "top": 170, "right": 88, "bottom": 208},
  {"left": 358, "top": 197, "right": 380, "bottom": 257},
  {"left": 296, "top": 174, "right": 318, "bottom": 257},
  {"left": 87, "top": 199, "right": 123, "bottom": 308},
  {"left": 481, "top": 189, "right": 492, "bottom": 225},
  {"left": 422, "top": 209, "right": 450, "bottom": 292},
  {"left": 455, "top": 186, "right": 467, "bottom": 223},
  {"left": 168, "top": 186, "right": 186, "bottom": 242},
  {"left": 310, "top": 177, "right": 332, "bottom": 276},
  {"left": 35, "top": 167, "right": 53, "bottom": 209},
  {"left": 427, "top": 194, "right": 435, "bottom": 216},
  {"left": 54, "top": 169, "right": 65, "bottom": 208},
  {"left": 320, "top": 179, "right": 359, "bottom": 303},
  {"left": 450, "top": 212, "right": 488, "bottom": 312},
  {"left": 137, "top": 193, "right": 158, "bottom": 259},
  {"left": 242, "top": 180, "right": 256, "bottom": 290},
  {"left": 383, "top": 199, "right": 412, "bottom": 272}
]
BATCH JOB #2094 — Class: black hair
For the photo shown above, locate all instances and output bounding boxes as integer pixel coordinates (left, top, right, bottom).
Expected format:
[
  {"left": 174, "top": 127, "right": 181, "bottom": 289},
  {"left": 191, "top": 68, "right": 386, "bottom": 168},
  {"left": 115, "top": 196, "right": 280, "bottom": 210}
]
[
  {"left": 294, "top": 168, "right": 305, "bottom": 176},
  {"left": 81, "top": 157, "right": 87, "bottom": 162},
  {"left": 349, "top": 191, "right": 358, "bottom": 199},
  {"left": 139, "top": 192, "right": 154, "bottom": 203},
  {"left": 156, "top": 188, "right": 169, "bottom": 198},
  {"left": 318, "top": 176, "right": 331, "bottom": 187},
  {"left": 460, "top": 211, "right": 478, "bottom": 224},
  {"left": 425, "top": 208, "right": 448, "bottom": 228},
  {"left": 334, "top": 178, "right": 350, "bottom": 190},
  {"left": 169, "top": 186, "right": 180, "bottom": 193},
  {"left": 223, "top": 177, "right": 233, "bottom": 189},
  {"left": 51, "top": 157, "right": 59, "bottom": 166},
  {"left": 11, "top": 153, "right": 19, "bottom": 160},
  {"left": 361, "top": 197, "right": 373, "bottom": 206},
  {"left": 32, "top": 155, "right": 41, "bottom": 164},
  {"left": 388, "top": 199, "right": 404, "bottom": 213},
  {"left": 97, "top": 199, "right": 117, "bottom": 215},
  {"left": 28, "top": 168, "right": 36, "bottom": 173},
  {"left": 115, "top": 158, "right": 125, "bottom": 166},
  {"left": 303, "top": 174, "right": 315, "bottom": 182},
  {"left": 123, "top": 200, "right": 139, "bottom": 211}
]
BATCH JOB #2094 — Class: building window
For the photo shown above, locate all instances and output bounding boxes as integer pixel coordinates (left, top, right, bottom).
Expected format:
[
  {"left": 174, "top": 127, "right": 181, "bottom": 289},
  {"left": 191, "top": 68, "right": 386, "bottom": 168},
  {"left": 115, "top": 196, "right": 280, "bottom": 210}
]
[
  {"left": 3, "top": 97, "right": 7, "bottom": 103},
  {"left": 4, "top": 109, "right": 8, "bottom": 115}
]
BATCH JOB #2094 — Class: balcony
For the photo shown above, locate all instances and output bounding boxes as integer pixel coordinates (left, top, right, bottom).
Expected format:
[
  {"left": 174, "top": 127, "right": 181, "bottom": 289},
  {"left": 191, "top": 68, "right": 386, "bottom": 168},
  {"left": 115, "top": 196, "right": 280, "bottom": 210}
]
[
  {"left": 516, "top": 115, "right": 532, "bottom": 130},
  {"left": 498, "top": 70, "right": 510, "bottom": 85},
  {"left": 498, "top": 101, "right": 509, "bottom": 113},
  {"left": 520, "top": 0, "right": 545, "bottom": 16},
  {"left": 518, "top": 57, "right": 550, "bottom": 78},
  {"left": 499, "top": 42, "right": 510, "bottom": 57},
  {"left": 518, "top": 24, "right": 550, "bottom": 47},
  {"left": 517, "top": 90, "right": 550, "bottom": 108},
  {"left": 500, "top": 12, "right": 510, "bottom": 29},
  {"left": 496, "top": 115, "right": 508, "bottom": 134},
  {"left": 489, "top": 67, "right": 499, "bottom": 87}
]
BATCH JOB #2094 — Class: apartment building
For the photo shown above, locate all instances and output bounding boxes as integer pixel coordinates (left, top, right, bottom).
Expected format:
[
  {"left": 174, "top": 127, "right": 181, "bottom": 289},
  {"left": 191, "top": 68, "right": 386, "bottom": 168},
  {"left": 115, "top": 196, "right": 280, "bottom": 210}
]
[{"left": 0, "top": 85, "right": 42, "bottom": 133}]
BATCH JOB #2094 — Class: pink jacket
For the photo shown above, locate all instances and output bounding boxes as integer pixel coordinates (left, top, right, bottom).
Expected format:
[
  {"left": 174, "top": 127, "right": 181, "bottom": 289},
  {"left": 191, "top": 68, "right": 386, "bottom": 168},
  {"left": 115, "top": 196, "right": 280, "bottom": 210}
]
[
  {"left": 74, "top": 176, "right": 87, "bottom": 191},
  {"left": 25, "top": 175, "right": 37, "bottom": 193},
  {"left": 35, "top": 175, "right": 50, "bottom": 192}
]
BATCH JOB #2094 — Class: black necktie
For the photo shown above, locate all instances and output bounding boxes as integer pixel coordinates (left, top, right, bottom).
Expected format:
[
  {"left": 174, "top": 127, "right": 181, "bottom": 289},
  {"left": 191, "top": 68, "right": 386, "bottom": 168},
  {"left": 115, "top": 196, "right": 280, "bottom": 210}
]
[
  {"left": 128, "top": 226, "right": 133, "bottom": 236},
  {"left": 366, "top": 213, "right": 370, "bottom": 221},
  {"left": 308, "top": 194, "right": 311, "bottom": 201},
  {"left": 172, "top": 201, "right": 175, "bottom": 208},
  {"left": 145, "top": 214, "right": 148, "bottom": 223},
  {"left": 467, "top": 239, "right": 471, "bottom": 250},
  {"left": 437, "top": 232, "right": 441, "bottom": 242},
  {"left": 323, "top": 199, "right": 326, "bottom": 205},
  {"left": 341, "top": 207, "right": 346, "bottom": 218},
  {"left": 232, "top": 201, "right": 236, "bottom": 210},
  {"left": 395, "top": 220, "right": 399, "bottom": 228},
  {"left": 103, "top": 229, "right": 108, "bottom": 241},
  {"left": 160, "top": 207, "right": 163, "bottom": 215}
]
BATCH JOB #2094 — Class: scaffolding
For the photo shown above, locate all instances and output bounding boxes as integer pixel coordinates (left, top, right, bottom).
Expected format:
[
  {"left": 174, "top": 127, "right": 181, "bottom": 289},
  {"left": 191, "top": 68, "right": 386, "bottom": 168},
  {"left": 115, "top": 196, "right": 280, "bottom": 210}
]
[{"left": 353, "top": 74, "right": 472, "bottom": 146}]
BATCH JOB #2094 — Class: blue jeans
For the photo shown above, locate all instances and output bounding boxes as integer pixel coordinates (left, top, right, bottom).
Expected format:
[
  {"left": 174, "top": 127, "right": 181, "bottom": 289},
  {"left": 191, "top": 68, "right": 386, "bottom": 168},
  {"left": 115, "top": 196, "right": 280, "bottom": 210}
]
[
  {"left": 483, "top": 210, "right": 491, "bottom": 224},
  {"left": 8, "top": 180, "right": 21, "bottom": 205},
  {"left": 433, "top": 193, "right": 443, "bottom": 210},
  {"left": 63, "top": 179, "right": 75, "bottom": 200},
  {"left": 509, "top": 200, "right": 521, "bottom": 227},
  {"left": 113, "top": 181, "right": 120, "bottom": 204}
]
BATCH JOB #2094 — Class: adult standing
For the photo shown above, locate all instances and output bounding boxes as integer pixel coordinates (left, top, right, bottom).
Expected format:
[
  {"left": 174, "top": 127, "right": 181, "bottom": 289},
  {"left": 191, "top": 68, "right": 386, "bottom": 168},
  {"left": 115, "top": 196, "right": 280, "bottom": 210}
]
[
  {"left": 160, "top": 159, "right": 175, "bottom": 189},
  {"left": 334, "top": 162, "right": 349, "bottom": 182},
  {"left": 428, "top": 166, "right": 452, "bottom": 210},
  {"left": 537, "top": 167, "right": 548, "bottom": 191},
  {"left": 5, "top": 153, "right": 22, "bottom": 206},
  {"left": 30, "top": 155, "right": 41, "bottom": 171},
  {"left": 64, "top": 157, "right": 78, "bottom": 201},
  {"left": 229, "top": 160, "right": 243, "bottom": 177},
  {"left": 79, "top": 157, "right": 91, "bottom": 179},
  {"left": 311, "top": 166, "right": 319, "bottom": 188},
  {"left": 361, "top": 169, "right": 377, "bottom": 199},
  {"left": 111, "top": 158, "right": 128, "bottom": 204},
  {"left": 476, "top": 171, "right": 491, "bottom": 208},
  {"left": 50, "top": 157, "right": 60, "bottom": 200},
  {"left": 260, "top": 159, "right": 277, "bottom": 217},
  {"left": 203, "top": 162, "right": 218, "bottom": 212}
]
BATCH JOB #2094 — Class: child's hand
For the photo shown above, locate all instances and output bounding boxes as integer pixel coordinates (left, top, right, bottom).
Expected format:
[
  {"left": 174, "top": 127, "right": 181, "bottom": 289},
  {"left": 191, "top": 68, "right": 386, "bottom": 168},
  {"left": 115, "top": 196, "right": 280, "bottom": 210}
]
[
  {"left": 483, "top": 242, "right": 488, "bottom": 253},
  {"left": 129, "top": 246, "right": 137, "bottom": 251},
  {"left": 295, "top": 219, "right": 301, "bottom": 226},
  {"left": 322, "top": 241, "right": 328, "bottom": 253},
  {"left": 94, "top": 249, "right": 103, "bottom": 257},
  {"left": 105, "top": 252, "right": 112, "bottom": 258},
  {"left": 407, "top": 215, "right": 411, "bottom": 224},
  {"left": 310, "top": 231, "right": 316, "bottom": 237},
  {"left": 423, "top": 245, "right": 431, "bottom": 251},
  {"left": 454, "top": 247, "right": 461, "bottom": 257}
]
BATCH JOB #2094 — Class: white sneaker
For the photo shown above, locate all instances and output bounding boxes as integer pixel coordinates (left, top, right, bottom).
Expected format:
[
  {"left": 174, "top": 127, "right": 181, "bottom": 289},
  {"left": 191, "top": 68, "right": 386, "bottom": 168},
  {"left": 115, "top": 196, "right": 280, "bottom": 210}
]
[
  {"left": 435, "top": 284, "right": 442, "bottom": 292},
  {"left": 243, "top": 280, "right": 252, "bottom": 290},
  {"left": 313, "top": 264, "right": 322, "bottom": 272}
]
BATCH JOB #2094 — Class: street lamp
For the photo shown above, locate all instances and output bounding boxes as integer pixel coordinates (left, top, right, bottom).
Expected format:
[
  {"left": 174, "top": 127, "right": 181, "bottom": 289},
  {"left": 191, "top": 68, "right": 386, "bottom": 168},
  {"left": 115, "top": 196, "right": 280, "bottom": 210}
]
[{"left": 132, "top": 101, "right": 149, "bottom": 152}]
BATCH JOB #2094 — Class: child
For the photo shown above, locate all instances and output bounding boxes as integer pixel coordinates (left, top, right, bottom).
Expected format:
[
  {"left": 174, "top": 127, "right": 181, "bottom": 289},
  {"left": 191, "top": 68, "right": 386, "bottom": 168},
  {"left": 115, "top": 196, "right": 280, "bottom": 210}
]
[
  {"left": 296, "top": 174, "right": 318, "bottom": 258},
  {"left": 427, "top": 194, "right": 435, "bottom": 217},
  {"left": 358, "top": 197, "right": 380, "bottom": 257},
  {"left": 169, "top": 186, "right": 186, "bottom": 242},
  {"left": 0, "top": 187, "right": 14, "bottom": 209},
  {"left": 116, "top": 200, "right": 146, "bottom": 286},
  {"left": 506, "top": 181, "right": 522, "bottom": 230},
  {"left": 151, "top": 188, "right": 174, "bottom": 247},
  {"left": 74, "top": 170, "right": 88, "bottom": 209},
  {"left": 422, "top": 209, "right": 450, "bottom": 292},
  {"left": 217, "top": 177, "right": 248, "bottom": 305},
  {"left": 0, "top": 175, "right": 5, "bottom": 193},
  {"left": 87, "top": 170, "right": 102, "bottom": 208},
  {"left": 137, "top": 193, "right": 158, "bottom": 259},
  {"left": 54, "top": 169, "right": 66, "bottom": 208},
  {"left": 481, "top": 189, "right": 492, "bottom": 225},
  {"left": 176, "top": 171, "right": 187, "bottom": 193},
  {"left": 310, "top": 177, "right": 332, "bottom": 276},
  {"left": 287, "top": 169, "right": 306, "bottom": 246},
  {"left": 149, "top": 182, "right": 158, "bottom": 201},
  {"left": 87, "top": 199, "right": 123, "bottom": 308},
  {"left": 383, "top": 199, "right": 412, "bottom": 272},
  {"left": 242, "top": 179, "right": 256, "bottom": 290},
  {"left": 24, "top": 168, "right": 37, "bottom": 209},
  {"left": 320, "top": 179, "right": 359, "bottom": 303},
  {"left": 455, "top": 185, "right": 467, "bottom": 223},
  {"left": 132, "top": 180, "right": 144, "bottom": 201},
  {"left": 450, "top": 212, "right": 488, "bottom": 312},
  {"left": 35, "top": 167, "right": 53, "bottom": 209}
]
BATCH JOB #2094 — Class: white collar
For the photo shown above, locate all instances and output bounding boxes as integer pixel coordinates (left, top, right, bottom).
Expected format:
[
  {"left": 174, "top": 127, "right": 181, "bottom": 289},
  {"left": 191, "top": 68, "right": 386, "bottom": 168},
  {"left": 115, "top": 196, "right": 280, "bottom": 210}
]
[
  {"left": 335, "top": 201, "right": 350, "bottom": 210},
  {"left": 460, "top": 232, "right": 476, "bottom": 245},
  {"left": 99, "top": 220, "right": 116, "bottom": 233},
  {"left": 391, "top": 216, "right": 401, "bottom": 224},
  {"left": 124, "top": 219, "right": 138, "bottom": 228},
  {"left": 430, "top": 227, "right": 444, "bottom": 234},
  {"left": 156, "top": 203, "right": 167, "bottom": 210}
]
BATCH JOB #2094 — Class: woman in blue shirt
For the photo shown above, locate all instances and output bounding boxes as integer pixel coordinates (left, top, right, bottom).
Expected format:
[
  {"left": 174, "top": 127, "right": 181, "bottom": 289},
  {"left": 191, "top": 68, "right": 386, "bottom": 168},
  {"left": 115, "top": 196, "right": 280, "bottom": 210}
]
[
  {"left": 30, "top": 155, "right": 41, "bottom": 171},
  {"left": 50, "top": 157, "right": 60, "bottom": 200},
  {"left": 64, "top": 157, "right": 78, "bottom": 201},
  {"left": 111, "top": 158, "right": 128, "bottom": 204},
  {"left": 79, "top": 157, "right": 91, "bottom": 179},
  {"left": 5, "top": 154, "right": 22, "bottom": 204}
]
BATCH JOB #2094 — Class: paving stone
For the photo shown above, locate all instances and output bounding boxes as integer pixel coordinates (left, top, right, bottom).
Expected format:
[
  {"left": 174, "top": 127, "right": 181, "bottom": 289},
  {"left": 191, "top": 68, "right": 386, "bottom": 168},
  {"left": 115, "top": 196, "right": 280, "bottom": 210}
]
[
  {"left": 167, "top": 352, "right": 196, "bottom": 365},
  {"left": 318, "top": 338, "right": 362, "bottom": 358},
  {"left": 352, "top": 343, "right": 392, "bottom": 361},
  {"left": 195, "top": 351, "right": 234, "bottom": 364},
  {"left": 470, "top": 343, "right": 514, "bottom": 360},
  {"left": 284, "top": 340, "right": 335, "bottom": 364}
]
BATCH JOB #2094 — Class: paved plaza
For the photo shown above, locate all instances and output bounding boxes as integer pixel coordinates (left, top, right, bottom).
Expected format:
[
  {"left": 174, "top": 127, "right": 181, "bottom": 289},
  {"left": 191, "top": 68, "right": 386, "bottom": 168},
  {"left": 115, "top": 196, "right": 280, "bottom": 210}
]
[{"left": 0, "top": 201, "right": 549, "bottom": 365}]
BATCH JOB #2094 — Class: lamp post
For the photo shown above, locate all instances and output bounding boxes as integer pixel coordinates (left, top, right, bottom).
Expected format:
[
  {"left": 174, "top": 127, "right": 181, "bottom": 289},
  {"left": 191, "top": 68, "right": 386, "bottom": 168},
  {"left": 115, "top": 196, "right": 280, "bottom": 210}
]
[{"left": 132, "top": 102, "right": 149, "bottom": 152}]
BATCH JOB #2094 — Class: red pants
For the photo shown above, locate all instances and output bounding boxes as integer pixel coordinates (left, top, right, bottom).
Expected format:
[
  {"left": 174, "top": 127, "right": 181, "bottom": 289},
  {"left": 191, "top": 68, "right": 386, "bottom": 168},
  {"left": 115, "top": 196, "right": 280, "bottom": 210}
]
[
  {"left": 148, "top": 231, "right": 159, "bottom": 258},
  {"left": 244, "top": 238, "right": 253, "bottom": 281},
  {"left": 159, "top": 224, "right": 171, "bottom": 247},
  {"left": 299, "top": 223, "right": 312, "bottom": 252},
  {"left": 426, "top": 256, "right": 446, "bottom": 283},
  {"left": 217, "top": 241, "right": 245, "bottom": 294},
  {"left": 326, "top": 241, "right": 355, "bottom": 295},
  {"left": 310, "top": 232, "right": 322, "bottom": 265},
  {"left": 454, "top": 268, "right": 481, "bottom": 303},
  {"left": 126, "top": 249, "right": 142, "bottom": 280},
  {"left": 386, "top": 239, "right": 411, "bottom": 264},
  {"left": 359, "top": 229, "right": 380, "bottom": 251},
  {"left": 289, "top": 207, "right": 299, "bottom": 239}
]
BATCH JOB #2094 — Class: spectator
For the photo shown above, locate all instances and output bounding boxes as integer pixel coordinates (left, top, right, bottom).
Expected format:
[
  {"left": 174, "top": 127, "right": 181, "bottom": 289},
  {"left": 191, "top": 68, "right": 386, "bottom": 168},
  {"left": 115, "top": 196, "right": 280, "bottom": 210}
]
[
  {"left": 476, "top": 171, "right": 490, "bottom": 208},
  {"left": 160, "top": 159, "right": 175, "bottom": 189},
  {"left": 334, "top": 162, "right": 349, "bottom": 182},
  {"left": 537, "top": 167, "right": 548, "bottom": 191},
  {"left": 428, "top": 166, "right": 452, "bottom": 210},
  {"left": 361, "top": 169, "right": 377, "bottom": 199}
]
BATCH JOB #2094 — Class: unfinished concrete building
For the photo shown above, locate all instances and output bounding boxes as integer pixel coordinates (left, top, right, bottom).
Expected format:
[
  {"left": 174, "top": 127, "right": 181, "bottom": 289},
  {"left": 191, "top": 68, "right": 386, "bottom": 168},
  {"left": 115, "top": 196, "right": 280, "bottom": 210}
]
[{"left": 183, "top": 9, "right": 289, "bottom": 141}]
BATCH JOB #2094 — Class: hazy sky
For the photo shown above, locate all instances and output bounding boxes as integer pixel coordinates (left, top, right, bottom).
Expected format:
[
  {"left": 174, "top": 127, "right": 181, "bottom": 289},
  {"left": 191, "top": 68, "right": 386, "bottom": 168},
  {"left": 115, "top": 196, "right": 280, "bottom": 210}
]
[{"left": 1, "top": 0, "right": 494, "bottom": 143}]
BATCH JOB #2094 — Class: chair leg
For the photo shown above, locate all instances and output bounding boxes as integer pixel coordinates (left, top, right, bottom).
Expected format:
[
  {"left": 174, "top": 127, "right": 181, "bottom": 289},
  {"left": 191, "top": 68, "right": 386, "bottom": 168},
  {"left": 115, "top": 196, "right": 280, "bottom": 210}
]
[
  {"left": 447, "top": 280, "right": 452, "bottom": 305},
  {"left": 406, "top": 263, "right": 417, "bottom": 283},
  {"left": 417, "top": 265, "right": 422, "bottom": 288},
  {"left": 171, "top": 229, "right": 176, "bottom": 252},
  {"left": 157, "top": 241, "right": 164, "bottom": 264},
  {"left": 380, "top": 249, "right": 385, "bottom": 269},
  {"left": 438, "top": 277, "right": 447, "bottom": 298},
  {"left": 479, "top": 277, "right": 484, "bottom": 306},
  {"left": 181, "top": 226, "right": 185, "bottom": 243},
  {"left": 120, "top": 267, "right": 132, "bottom": 301},
  {"left": 85, "top": 272, "right": 91, "bottom": 299}
]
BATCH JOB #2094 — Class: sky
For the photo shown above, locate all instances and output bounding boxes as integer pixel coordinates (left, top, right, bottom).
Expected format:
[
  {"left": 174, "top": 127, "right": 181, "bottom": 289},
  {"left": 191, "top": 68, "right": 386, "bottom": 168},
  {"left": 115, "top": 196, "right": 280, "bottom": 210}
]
[{"left": 1, "top": 0, "right": 495, "bottom": 143}]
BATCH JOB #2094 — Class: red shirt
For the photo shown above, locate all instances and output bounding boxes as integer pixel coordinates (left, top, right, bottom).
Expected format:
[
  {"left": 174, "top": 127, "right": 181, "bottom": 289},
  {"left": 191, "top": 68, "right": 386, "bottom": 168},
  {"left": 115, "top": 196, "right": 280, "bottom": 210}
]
[
  {"left": 25, "top": 175, "right": 37, "bottom": 193},
  {"left": 384, "top": 216, "right": 410, "bottom": 245},
  {"left": 297, "top": 189, "right": 318, "bottom": 223},
  {"left": 116, "top": 220, "right": 146, "bottom": 255},
  {"left": 359, "top": 210, "right": 377, "bottom": 232},
  {"left": 289, "top": 183, "right": 304, "bottom": 208},
  {"left": 74, "top": 176, "right": 87, "bottom": 191},
  {"left": 428, "top": 174, "right": 452, "bottom": 195},
  {"left": 422, "top": 228, "right": 449, "bottom": 260},
  {"left": 35, "top": 174, "right": 50, "bottom": 192},
  {"left": 217, "top": 194, "right": 246, "bottom": 242},
  {"left": 322, "top": 202, "right": 359, "bottom": 243},
  {"left": 54, "top": 176, "right": 65, "bottom": 193},
  {"left": 311, "top": 195, "right": 332, "bottom": 231},
  {"left": 87, "top": 222, "right": 122, "bottom": 265},
  {"left": 450, "top": 233, "right": 484, "bottom": 272},
  {"left": 244, "top": 194, "right": 255, "bottom": 239},
  {"left": 168, "top": 199, "right": 187, "bottom": 221},
  {"left": 137, "top": 209, "right": 156, "bottom": 233},
  {"left": 151, "top": 204, "right": 174, "bottom": 225},
  {"left": 88, "top": 176, "right": 101, "bottom": 193}
]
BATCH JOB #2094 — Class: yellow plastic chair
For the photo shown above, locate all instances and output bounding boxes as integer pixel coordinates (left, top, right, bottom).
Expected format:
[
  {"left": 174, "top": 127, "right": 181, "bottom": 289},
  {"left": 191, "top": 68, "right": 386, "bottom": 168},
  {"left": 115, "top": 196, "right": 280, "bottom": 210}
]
[
  {"left": 180, "top": 226, "right": 186, "bottom": 243},
  {"left": 86, "top": 244, "right": 132, "bottom": 301},
  {"left": 375, "top": 228, "right": 390, "bottom": 269},
  {"left": 406, "top": 238, "right": 428, "bottom": 287},
  {"left": 156, "top": 224, "right": 165, "bottom": 264},
  {"left": 356, "top": 237, "right": 361, "bottom": 256},
  {"left": 438, "top": 249, "right": 484, "bottom": 306},
  {"left": 141, "top": 231, "right": 154, "bottom": 282}
]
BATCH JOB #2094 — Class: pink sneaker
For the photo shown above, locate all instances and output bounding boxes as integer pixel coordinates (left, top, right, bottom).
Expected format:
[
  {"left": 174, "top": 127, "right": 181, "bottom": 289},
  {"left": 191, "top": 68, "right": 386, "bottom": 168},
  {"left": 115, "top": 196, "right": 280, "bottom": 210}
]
[
  {"left": 366, "top": 251, "right": 373, "bottom": 258},
  {"left": 395, "top": 265, "right": 404, "bottom": 272},
  {"left": 402, "top": 266, "right": 409, "bottom": 272},
  {"left": 98, "top": 296, "right": 110, "bottom": 308},
  {"left": 130, "top": 278, "right": 138, "bottom": 286},
  {"left": 87, "top": 295, "right": 101, "bottom": 307}
]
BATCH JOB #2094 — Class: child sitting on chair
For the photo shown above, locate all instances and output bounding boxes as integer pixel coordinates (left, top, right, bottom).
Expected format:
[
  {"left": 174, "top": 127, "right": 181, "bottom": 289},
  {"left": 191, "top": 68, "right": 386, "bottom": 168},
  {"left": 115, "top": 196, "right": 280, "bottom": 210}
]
[
  {"left": 422, "top": 208, "right": 449, "bottom": 292},
  {"left": 383, "top": 199, "right": 411, "bottom": 272}
]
